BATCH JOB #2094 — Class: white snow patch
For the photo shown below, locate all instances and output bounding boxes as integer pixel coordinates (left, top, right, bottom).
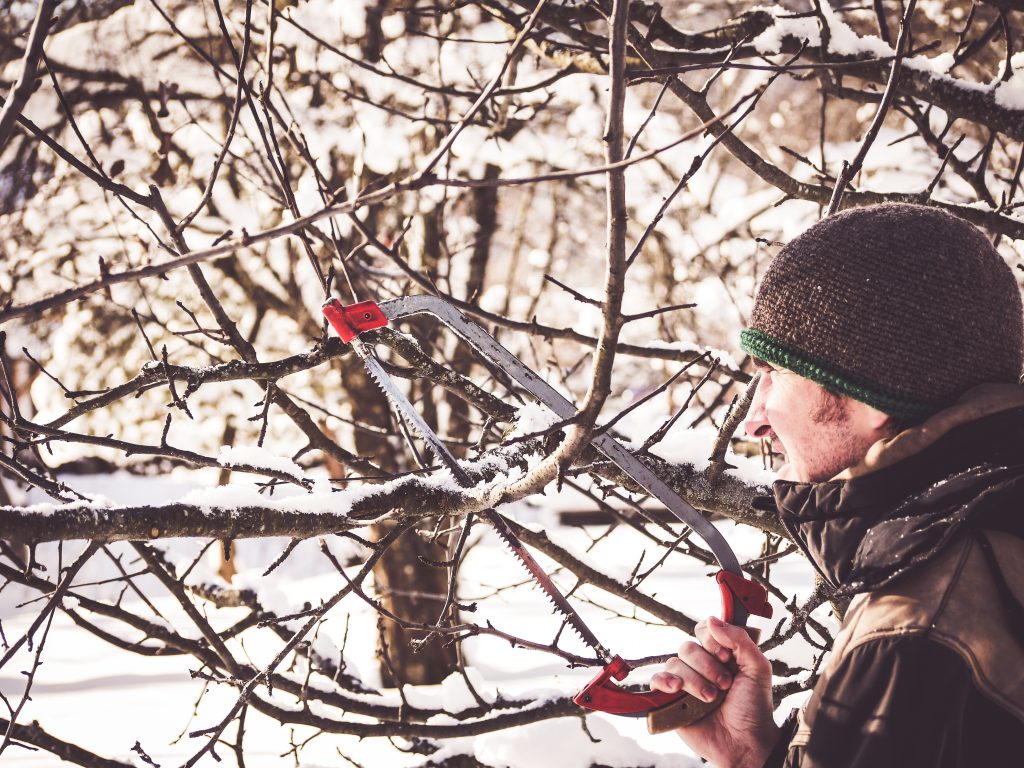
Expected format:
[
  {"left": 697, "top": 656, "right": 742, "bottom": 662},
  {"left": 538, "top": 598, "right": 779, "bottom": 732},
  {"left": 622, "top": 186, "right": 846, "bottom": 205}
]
[
  {"left": 431, "top": 715, "right": 701, "bottom": 768},
  {"left": 10, "top": 498, "right": 114, "bottom": 517},
  {"left": 818, "top": 4, "right": 891, "bottom": 58},
  {"left": 752, "top": 15, "right": 821, "bottom": 55},
  {"left": 61, "top": 595, "right": 81, "bottom": 611},
  {"left": 401, "top": 668, "right": 497, "bottom": 712},
  {"left": 508, "top": 401, "right": 562, "bottom": 438},
  {"left": 994, "top": 52, "right": 1024, "bottom": 110},
  {"left": 907, "top": 51, "right": 955, "bottom": 76},
  {"left": 217, "top": 445, "right": 306, "bottom": 480}
]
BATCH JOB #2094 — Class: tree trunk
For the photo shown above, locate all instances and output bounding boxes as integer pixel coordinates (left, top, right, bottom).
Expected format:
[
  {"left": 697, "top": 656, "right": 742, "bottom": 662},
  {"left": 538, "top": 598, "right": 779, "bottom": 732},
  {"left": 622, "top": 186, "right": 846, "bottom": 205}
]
[{"left": 342, "top": 323, "right": 457, "bottom": 686}]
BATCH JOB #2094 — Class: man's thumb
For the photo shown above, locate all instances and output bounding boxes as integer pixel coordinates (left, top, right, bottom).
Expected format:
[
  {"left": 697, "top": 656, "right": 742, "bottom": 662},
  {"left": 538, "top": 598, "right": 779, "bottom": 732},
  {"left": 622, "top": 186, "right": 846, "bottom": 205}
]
[{"left": 706, "top": 616, "right": 769, "bottom": 678}]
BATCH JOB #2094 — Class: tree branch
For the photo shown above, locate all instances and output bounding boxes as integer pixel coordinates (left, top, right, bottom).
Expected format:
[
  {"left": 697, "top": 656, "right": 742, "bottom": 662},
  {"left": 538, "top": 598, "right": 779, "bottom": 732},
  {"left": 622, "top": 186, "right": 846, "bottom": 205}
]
[{"left": 0, "top": 0, "right": 57, "bottom": 151}]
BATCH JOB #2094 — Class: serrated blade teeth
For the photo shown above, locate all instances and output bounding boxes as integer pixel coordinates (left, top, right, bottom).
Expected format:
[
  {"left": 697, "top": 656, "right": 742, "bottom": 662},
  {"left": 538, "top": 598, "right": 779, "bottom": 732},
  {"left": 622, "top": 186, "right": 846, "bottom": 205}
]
[
  {"left": 486, "top": 518, "right": 606, "bottom": 657},
  {"left": 356, "top": 347, "right": 607, "bottom": 660},
  {"left": 359, "top": 352, "right": 466, "bottom": 480}
]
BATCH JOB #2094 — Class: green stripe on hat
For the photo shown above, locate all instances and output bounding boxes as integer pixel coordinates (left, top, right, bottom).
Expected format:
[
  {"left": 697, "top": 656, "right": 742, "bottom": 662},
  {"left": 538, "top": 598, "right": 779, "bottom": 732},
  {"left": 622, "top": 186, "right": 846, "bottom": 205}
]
[{"left": 739, "top": 329, "right": 937, "bottom": 420}]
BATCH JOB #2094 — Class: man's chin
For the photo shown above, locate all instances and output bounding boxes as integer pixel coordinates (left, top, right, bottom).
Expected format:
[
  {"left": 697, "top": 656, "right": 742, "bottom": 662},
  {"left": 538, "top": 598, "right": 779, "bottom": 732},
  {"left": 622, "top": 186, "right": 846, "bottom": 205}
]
[{"left": 776, "top": 462, "right": 798, "bottom": 481}]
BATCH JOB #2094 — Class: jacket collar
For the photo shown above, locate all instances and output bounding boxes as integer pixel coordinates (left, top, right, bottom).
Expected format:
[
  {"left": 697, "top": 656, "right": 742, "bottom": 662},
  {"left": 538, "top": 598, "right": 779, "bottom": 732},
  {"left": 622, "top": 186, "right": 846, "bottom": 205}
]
[{"left": 772, "top": 384, "right": 1024, "bottom": 591}]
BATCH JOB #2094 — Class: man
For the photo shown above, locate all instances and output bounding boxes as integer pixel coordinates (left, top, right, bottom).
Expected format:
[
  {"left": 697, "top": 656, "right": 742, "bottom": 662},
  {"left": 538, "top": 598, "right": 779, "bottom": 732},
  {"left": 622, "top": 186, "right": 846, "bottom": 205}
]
[{"left": 651, "top": 203, "right": 1024, "bottom": 767}]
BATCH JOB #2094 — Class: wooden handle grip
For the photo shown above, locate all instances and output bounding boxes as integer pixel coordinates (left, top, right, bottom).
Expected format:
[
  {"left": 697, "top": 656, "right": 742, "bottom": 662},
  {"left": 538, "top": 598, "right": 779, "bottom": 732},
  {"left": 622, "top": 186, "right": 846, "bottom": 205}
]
[
  {"left": 647, "top": 626, "right": 760, "bottom": 735},
  {"left": 647, "top": 687, "right": 726, "bottom": 733}
]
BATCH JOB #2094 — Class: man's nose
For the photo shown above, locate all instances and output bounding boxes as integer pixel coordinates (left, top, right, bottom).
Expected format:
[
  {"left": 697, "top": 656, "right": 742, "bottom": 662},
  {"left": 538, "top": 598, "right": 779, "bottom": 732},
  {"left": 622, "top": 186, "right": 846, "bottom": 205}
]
[{"left": 743, "top": 375, "right": 773, "bottom": 439}]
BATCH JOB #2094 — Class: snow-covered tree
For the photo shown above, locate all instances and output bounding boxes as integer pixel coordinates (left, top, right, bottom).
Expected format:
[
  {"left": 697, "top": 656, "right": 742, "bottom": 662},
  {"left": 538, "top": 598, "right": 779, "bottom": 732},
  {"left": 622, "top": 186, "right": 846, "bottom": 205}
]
[{"left": 0, "top": 0, "right": 1021, "bottom": 764}]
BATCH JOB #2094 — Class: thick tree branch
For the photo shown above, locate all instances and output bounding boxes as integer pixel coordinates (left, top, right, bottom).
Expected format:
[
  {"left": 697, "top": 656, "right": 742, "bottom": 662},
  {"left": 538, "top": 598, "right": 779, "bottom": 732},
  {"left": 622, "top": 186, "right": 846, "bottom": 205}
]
[{"left": 0, "top": 717, "right": 133, "bottom": 768}]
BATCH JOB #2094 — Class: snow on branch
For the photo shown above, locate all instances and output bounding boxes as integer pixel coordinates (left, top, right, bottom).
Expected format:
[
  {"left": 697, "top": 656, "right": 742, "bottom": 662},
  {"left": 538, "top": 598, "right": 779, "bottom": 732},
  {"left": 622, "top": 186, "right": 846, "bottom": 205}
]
[{"left": 8, "top": 0, "right": 1017, "bottom": 763}]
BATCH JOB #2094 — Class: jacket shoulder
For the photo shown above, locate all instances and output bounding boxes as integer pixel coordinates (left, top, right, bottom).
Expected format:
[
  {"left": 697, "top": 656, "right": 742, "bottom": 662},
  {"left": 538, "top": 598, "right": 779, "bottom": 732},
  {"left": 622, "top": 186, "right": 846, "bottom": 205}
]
[{"left": 830, "top": 530, "right": 1024, "bottom": 721}]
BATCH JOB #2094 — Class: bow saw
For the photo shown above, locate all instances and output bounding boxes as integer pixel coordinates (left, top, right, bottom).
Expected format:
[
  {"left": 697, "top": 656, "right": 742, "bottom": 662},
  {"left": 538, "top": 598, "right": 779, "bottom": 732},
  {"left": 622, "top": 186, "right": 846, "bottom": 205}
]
[{"left": 323, "top": 294, "right": 771, "bottom": 734}]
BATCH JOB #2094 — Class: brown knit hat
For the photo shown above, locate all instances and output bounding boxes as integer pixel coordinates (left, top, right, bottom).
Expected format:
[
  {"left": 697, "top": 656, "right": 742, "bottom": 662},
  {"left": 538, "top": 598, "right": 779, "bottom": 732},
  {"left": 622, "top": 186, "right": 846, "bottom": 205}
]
[{"left": 740, "top": 203, "right": 1024, "bottom": 419}]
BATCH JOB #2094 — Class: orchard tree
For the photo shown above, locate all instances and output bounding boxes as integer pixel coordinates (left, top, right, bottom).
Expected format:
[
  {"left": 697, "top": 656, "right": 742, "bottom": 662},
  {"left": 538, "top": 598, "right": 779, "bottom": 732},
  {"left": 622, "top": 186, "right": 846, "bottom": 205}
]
[{"left": 0, "top": 0, "right": 1022, "bottom": 764}]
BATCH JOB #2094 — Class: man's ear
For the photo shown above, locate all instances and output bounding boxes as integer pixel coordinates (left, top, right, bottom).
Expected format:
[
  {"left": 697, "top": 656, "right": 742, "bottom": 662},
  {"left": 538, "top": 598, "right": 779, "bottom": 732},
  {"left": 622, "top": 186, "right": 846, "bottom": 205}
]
[
  {"left": 866, "top": 406, "right": 894, "bottom": 433},
  {"left": 851, "top": 399, "right": 894, "bottom": 434}
]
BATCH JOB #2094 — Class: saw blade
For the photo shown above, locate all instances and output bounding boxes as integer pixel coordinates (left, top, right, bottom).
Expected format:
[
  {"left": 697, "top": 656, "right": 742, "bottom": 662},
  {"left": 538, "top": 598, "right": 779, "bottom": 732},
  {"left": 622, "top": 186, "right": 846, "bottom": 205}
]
[
  {"left": 377, "top": 297, "right": 745, "bottom": 587},
  {"left": 356, "top": 342, "right": 467, "bottom": 481},
  {"left": 484, "top": 514, "right": 611, "bottom": 660},
  {"left": 353, "top": 340, "right": 611, "bottom": 661}
]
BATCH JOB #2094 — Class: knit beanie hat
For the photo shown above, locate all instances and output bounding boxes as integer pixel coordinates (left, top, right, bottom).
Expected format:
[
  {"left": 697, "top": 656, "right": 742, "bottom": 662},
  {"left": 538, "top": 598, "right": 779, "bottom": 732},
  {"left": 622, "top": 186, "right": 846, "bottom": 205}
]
[{"left": 740, "top": 203, "right": 1024, "bottom": 419}]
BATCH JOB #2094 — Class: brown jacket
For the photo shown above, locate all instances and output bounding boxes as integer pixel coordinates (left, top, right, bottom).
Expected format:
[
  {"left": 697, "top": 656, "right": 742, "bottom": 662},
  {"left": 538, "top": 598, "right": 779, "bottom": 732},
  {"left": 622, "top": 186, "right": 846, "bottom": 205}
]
[{"left": 765, "top": 385, "right": 1024, "bottom": 768}]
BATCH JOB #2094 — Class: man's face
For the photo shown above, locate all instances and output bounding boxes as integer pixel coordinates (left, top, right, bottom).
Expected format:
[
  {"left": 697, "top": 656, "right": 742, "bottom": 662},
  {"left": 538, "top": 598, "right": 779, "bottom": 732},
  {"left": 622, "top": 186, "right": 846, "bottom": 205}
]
[{"left": 743, "top": 361, "right": 890, "bottom": 482}]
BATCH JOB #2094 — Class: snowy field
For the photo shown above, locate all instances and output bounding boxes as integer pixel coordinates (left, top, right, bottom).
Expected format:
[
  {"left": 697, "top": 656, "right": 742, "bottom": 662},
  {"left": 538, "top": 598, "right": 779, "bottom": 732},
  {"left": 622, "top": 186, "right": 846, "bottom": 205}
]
[{"left": 0, "top": 463, "right": 825, "bottom": 768}]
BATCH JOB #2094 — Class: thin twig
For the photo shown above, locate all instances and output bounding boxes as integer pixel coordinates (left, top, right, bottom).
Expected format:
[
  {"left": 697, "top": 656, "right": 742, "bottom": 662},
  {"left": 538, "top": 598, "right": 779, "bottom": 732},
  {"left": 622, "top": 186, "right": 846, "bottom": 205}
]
[
  {"left": 827, "top": 0, "right": 918, "bottom": 214},
  {"left": 0, "top": 0, "right": 57, "bottom": 151}
]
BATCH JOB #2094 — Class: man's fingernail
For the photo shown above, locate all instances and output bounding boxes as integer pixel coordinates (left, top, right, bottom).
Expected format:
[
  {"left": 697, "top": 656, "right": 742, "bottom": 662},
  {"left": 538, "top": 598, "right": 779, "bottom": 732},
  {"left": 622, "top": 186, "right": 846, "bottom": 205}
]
[
  {"left": 708, "top": 616, "right": 723, "bottom": 626},
  {"left": 719, "top": 673, "right": 732, "bottom": 688},
  {"left": 702, "top": 687, "right": 717, "bottom": 702}
]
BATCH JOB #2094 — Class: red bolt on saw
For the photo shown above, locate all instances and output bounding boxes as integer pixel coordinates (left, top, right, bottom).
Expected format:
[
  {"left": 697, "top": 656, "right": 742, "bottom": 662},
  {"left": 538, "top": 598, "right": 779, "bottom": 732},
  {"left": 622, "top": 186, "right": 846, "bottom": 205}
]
[{"left": 323, "top": 295, "right": 771, "bottom": 734}]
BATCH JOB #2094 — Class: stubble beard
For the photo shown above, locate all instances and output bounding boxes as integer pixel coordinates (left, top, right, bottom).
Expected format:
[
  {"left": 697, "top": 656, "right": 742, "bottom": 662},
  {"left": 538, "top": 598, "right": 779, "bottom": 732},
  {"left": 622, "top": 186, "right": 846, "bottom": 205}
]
[{"left": 804, "top": 391, "right": 871, "bottom": 482}]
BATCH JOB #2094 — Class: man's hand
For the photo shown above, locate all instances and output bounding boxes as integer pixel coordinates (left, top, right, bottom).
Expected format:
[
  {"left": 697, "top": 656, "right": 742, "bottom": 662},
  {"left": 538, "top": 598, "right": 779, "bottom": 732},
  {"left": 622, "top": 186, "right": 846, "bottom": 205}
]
[{"left": 650, "top": 616, "right": 780, "bottom": 768}]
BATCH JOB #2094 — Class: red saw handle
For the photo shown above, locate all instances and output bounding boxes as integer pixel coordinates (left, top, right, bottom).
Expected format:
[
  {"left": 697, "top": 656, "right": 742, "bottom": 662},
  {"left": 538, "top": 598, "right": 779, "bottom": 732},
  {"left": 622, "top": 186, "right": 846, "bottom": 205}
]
[
  {"left": 322, "top": 299, "right": 388, "bottom": 343},
  {"left": 574, "top": 571, "right": 770, "bottom": 731}
]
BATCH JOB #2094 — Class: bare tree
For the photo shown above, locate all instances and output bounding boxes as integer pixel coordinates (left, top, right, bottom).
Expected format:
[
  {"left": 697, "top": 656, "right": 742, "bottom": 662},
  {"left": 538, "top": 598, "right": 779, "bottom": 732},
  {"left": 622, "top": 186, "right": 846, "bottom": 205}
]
[{"left": 0, "top": 0, "right": 1021, "bottom": 764}]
